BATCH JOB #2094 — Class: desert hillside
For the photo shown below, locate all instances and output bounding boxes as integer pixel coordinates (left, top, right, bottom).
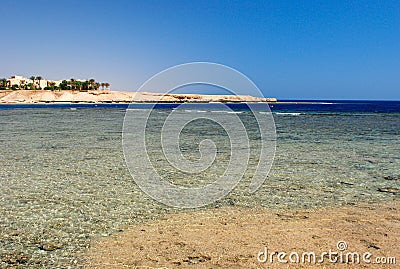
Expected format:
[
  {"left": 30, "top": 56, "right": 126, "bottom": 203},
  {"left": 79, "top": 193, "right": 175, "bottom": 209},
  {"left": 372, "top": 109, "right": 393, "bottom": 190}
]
[{"left": 0, "top": 90, "right": 277, "bottom": 104}]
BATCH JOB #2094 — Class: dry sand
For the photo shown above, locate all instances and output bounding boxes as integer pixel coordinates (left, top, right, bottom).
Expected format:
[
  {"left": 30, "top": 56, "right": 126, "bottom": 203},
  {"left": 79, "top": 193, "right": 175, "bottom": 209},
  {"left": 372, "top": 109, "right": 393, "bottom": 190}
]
[
  {"left": 0, "top": 90, "right": 277, "bottom": 104},
  {"left": 86, "top": 200, "right": 399, "bottom": 269}
]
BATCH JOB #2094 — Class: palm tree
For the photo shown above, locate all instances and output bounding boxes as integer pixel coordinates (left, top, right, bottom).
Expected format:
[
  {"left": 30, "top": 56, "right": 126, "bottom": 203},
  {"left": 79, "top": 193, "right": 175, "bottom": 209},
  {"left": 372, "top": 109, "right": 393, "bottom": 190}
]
[
  {"left": 105, "top": 82, "right": 110, "bottom": 91},
  {"left": 95, "top": 82, "right": 100, "bottom": 90},
  {"left": 101, "top": 83, "right": 105, "bottom": 90},
  {"left": 89, "top": 79, "right": 95, "bottom": 90},
  {"left": 75, "top": 81, "right": 82, "bottom": 91},
  {"left": 69, "top": 78, "right": 76, "bottom": 90},
  {"left": 60, "top": 80, "right": 69, "bottom": 90},
  {"left": 36, "top": 76, "right": 43, "bottom": 90},
  {"left": 82, "top": 81, "right": 89, "bottom": 91},
  {"left": 0, "top": 78, "right": 7, "bottom": 89},
  {"left": 30, "top": 76, "right": 36, "bottom": 90}
]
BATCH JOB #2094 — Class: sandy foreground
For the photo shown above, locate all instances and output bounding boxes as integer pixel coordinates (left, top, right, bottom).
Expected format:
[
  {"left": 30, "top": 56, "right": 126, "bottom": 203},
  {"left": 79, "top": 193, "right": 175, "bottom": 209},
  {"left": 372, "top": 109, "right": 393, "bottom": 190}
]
[
  {"left": 0, "top": 90, "right": 277, "bottom": 103},
  {"left": 86, "top": 201, "right": 399, "bottom": 269}
]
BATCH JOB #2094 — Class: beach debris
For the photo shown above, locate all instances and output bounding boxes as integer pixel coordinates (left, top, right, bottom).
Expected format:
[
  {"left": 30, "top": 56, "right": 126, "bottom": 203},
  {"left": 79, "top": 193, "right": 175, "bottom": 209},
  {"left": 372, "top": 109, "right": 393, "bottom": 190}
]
[{"left": 377, "top": 188, "right": 400, "bottom": 194}]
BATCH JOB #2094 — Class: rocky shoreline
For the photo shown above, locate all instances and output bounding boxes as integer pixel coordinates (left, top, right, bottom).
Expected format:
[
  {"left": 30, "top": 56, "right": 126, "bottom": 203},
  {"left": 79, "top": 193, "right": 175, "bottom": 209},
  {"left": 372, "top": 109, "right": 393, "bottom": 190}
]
[{"left": 0, "top": 90, "right": 277, "bottom": 104}]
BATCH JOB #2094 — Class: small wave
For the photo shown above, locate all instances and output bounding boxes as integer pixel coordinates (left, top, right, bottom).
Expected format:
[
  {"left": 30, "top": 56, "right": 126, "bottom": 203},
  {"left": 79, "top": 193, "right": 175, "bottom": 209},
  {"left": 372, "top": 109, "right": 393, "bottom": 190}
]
[
  {"left": 196, "top": 110, "right": 207, "bottom": 113},
  {"left": 70, "top": 108, "right": 77, "bottom": 111},
  {"left": 210, "top": 110, "right": 241, "bottom": 113},
  {"left": 275, "top": 112, "right": 302, "bottom": 116},
  {"left": 259, "top": 111, "right": 272, "bottom": 114}
]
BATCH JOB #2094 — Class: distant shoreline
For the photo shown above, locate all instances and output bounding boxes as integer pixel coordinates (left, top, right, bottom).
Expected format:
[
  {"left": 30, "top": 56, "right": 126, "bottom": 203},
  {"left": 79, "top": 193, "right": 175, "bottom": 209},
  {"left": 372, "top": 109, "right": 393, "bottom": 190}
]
[{"left": 0, "top": 90, "right": 277, "bottom": 104}]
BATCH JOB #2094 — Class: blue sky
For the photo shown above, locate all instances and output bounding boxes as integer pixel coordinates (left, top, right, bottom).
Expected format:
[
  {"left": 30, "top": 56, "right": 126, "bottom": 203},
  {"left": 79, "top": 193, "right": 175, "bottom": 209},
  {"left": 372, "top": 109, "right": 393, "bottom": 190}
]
[{"left": 1, "top": 0, "right": 399, "bottom": 100}]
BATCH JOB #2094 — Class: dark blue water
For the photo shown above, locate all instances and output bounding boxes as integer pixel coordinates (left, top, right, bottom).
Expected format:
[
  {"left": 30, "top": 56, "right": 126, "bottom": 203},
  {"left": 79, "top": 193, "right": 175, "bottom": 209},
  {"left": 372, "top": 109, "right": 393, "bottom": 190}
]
[
  {"left": 271, "top": 100, "right": 400, "bottom": 113},
  {"left": 1, "top": 100, "right": 400, "bottom": 113}
]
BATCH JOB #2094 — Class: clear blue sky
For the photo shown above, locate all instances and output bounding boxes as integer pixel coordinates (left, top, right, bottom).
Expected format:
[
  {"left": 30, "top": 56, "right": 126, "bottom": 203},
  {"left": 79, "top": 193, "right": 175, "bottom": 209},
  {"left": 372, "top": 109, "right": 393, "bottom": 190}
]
[{"left": 1, "top": 0, "right": 399, "bottom": 100}]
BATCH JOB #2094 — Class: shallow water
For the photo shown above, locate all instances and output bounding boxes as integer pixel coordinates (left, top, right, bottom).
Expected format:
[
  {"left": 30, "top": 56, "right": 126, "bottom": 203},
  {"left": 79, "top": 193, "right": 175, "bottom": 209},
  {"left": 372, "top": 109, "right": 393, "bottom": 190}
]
[{"left": 0, "top": 107, "right": 399, "bottom": 267}]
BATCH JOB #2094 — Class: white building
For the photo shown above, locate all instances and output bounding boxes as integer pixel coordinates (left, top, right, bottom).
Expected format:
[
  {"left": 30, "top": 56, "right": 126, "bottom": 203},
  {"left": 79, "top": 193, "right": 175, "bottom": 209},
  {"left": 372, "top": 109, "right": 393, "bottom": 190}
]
[
  {"left": 6, "top": 75, "right": 100, "bottom": 90},
  {"left": 7, "top": 75, "right": 66, "bottom": 89},
  {"left": 8, "top": 75, "right": 32, "bottom": 88}
]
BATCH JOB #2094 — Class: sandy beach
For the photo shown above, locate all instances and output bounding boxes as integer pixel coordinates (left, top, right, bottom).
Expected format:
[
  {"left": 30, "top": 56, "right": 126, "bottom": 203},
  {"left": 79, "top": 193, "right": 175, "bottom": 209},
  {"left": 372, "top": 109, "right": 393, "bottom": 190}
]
[
  {"left": 86, "top": 201, "right": 399, "bottom": 269},
  {"left": 0, "top": 90, "right": 277, "bottom": 104}
]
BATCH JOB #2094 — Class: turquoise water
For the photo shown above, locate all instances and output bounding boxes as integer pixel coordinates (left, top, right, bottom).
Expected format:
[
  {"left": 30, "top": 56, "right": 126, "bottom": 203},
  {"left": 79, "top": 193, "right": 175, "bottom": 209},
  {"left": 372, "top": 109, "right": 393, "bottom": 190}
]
[{"left": 0, "top": 107, "right": 399, "bottom": 267}]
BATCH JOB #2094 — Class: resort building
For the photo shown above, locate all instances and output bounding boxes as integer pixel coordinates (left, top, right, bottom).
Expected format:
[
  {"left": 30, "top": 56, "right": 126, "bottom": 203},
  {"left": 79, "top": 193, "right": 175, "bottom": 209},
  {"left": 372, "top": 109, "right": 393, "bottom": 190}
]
[
  {"left": 3, "top": 75, "right": 109, "bottom": 91},
  {"left": 6, "top": 75, "right": 85, "bottom": 90}
]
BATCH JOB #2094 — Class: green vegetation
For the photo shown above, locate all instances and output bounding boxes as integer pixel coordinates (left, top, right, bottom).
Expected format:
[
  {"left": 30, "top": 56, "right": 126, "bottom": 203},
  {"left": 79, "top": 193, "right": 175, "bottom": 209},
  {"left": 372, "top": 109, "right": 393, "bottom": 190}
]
[
  {"left": 0, "top": 76, "right": 110, "bottom": 91},
  {"left": 29, "top": 76, "right": 35, "bottom": 86},
  {"left": 36, "top": 76, "right": 42, "bottom": 90},
  {"left": 0, "top": 78, "right": 7, "bottom": 90}
]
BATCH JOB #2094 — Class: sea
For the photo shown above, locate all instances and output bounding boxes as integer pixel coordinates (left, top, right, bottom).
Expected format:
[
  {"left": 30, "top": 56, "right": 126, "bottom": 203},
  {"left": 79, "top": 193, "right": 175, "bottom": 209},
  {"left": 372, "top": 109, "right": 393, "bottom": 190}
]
[{"left": 0, "top": 100, "right": 399, "bottom": 267}]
